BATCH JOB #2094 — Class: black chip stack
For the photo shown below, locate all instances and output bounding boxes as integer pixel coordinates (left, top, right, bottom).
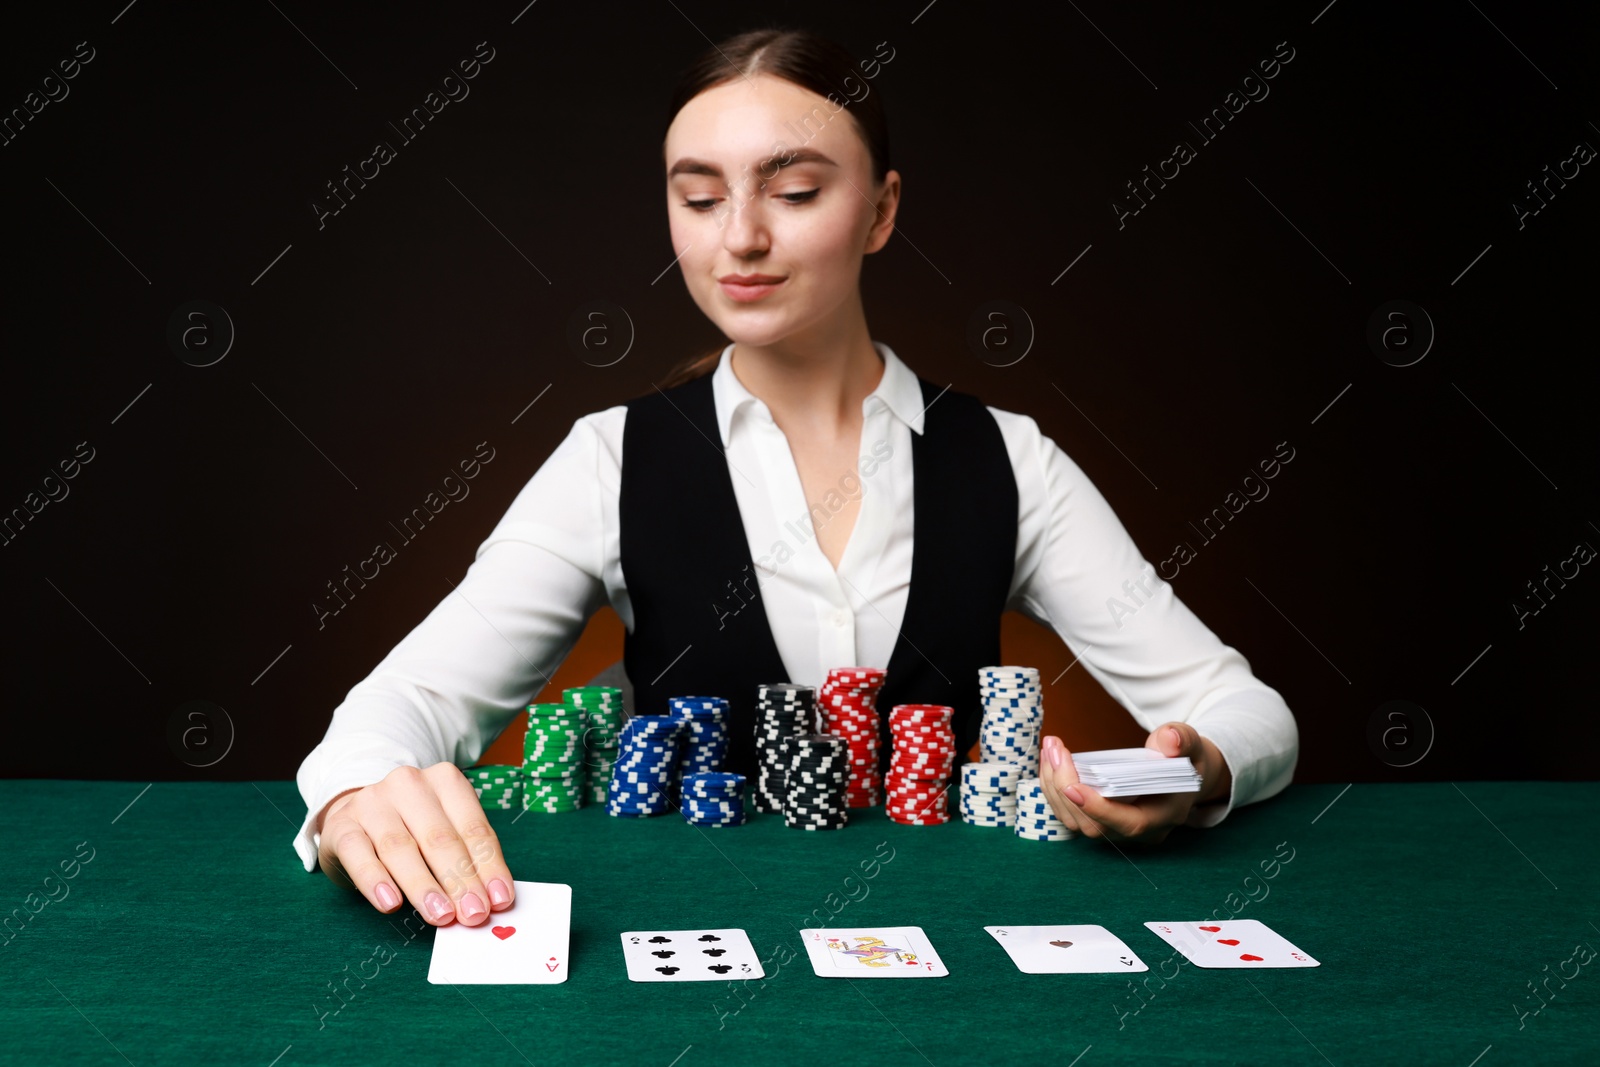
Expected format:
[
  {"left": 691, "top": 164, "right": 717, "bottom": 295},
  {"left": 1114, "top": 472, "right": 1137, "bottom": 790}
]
[
  {"left": 753, "top": 684, "right": 813, "bottom": 813},
  {"left": 782, "top": 733, "right": 849, "bottom": 830}
]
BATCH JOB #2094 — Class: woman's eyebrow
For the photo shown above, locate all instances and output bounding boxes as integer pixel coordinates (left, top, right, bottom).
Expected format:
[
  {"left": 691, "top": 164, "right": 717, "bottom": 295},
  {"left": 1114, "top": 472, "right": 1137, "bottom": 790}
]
[{"left": 667, "top": 147, "right": 838, "bottom": 179}]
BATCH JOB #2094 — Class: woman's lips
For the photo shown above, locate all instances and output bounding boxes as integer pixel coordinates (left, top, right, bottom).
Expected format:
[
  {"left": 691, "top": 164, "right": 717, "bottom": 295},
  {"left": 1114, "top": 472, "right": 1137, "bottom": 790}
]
[{"left": 718, "top": 277, "right": 785, "bottom": 303}]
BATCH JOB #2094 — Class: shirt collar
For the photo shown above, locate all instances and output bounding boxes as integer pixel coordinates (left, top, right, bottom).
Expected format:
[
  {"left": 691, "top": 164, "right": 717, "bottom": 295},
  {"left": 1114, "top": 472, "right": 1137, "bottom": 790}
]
[{"left": 710, "top": 340, "right": 928, "bottom": 447}]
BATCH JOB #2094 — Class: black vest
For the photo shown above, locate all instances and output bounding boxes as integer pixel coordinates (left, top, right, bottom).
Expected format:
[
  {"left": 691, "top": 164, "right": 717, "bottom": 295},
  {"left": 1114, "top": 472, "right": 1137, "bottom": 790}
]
[{"left": 618, "top": 369, "right": 1018, "bottom": 776}]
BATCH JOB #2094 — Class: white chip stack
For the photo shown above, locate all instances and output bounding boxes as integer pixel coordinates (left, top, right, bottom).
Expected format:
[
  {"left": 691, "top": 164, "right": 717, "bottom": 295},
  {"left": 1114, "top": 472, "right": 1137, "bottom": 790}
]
[
  {"left": 959, "top": 761, "right": 1023, "bottom": 827},
  {"left": 977, "top": 666, "right": 1043, "bottom": 776},
  {"left": 1014, "top": 778, "right": 1078, "bottom": 841}
]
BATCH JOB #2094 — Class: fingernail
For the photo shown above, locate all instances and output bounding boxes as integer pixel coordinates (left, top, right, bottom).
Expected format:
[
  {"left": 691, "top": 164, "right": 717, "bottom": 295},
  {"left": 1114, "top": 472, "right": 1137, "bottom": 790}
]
[
  {"left": 375, "top": 882, "right": 400, "bottom": 910},
  {"left": 1168, "top": 726, "right": 1182, "bottom": 747},
  {"left": 458, "top": 893, "right": 486, "bottom": 923},
  {"left": 1046, "top": 743, "right": 1062, "bottom": 770},
  {"left": 488, "top": 878, "right": 512, "bottom": 907},
  {"left": 425, "top": 892, "right": 454, "bottom": 922},
  {"left": 1066, "top": 785, "right": 1085, "bottom": 805}
]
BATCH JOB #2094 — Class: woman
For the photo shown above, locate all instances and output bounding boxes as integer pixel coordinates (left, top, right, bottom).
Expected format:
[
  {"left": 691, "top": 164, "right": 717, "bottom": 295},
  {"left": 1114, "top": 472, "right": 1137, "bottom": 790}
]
[{"left": 295, "top": 28, "right": 1298, "bottom": 928}]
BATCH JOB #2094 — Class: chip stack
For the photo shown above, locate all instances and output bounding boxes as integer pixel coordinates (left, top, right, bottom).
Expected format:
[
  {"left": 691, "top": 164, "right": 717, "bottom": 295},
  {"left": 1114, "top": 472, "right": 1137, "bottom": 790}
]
[
  {"left": 605, "top": 715, "right": 685, "bottom": 817},
  {"left": 816, "top": 667, "right": 887, "bottom": 808},
  {"left": 469, "top": 765, "right": 524, "bottom": 811},
  {"left": 959, "top": 761, "right": 1023, "bottom": 827},
  {"left": 753, "top": 684, "right": 813, "bottom": 813},
  {"left": 522, "top": 703, "right": 586, "bottom": 813},
  {"left": 668, "top": 696, "right": 731, "bottom": 789},
  {"left": 680, "top": 772, "right": 748, "bottom": 827},
  {"left": 884, "top": 704, "right": 955, "bottom": 825},
  {"left": 782, "top": 734, "right": 850, "bottom": 830},
  {"left": 1014, "top": 778, "right": 1077, "bottom": 841},
  {"left": 978, "top": 666, "right": 1044, "bottom": 776},
  {"left": 564, "top": 685, "right": 625, "bottom": 804}
]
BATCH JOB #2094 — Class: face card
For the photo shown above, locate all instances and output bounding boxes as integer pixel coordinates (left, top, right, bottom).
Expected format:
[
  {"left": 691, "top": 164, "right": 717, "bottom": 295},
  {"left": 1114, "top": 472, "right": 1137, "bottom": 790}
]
[
  {"left": 985, "top": 925, "right": 1149, "bottom": 974},
  {"left": 1143, "top": 919, "right": 1319, "bottom": 968},
  {"left": 619, "top": 929, "right": 766, "bottom": 983},
  {"left": 426, "top": 881, "right": 571, "bottom": 984},
  {"left": 801, "top": 927, "right": 948, "bottom": 978}
]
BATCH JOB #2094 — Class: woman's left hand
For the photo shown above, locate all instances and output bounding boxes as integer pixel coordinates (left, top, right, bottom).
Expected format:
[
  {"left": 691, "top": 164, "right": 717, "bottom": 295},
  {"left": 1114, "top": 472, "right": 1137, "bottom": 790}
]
[{"left": 1038, "top": 722, "right": 1232, "bottom": 845}]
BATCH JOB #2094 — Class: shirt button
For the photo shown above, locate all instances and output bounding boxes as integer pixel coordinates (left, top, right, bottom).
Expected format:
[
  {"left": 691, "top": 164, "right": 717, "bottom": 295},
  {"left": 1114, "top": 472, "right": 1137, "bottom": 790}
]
[{"left": 832, "top": 610, "right": 849, "bottom": 627}]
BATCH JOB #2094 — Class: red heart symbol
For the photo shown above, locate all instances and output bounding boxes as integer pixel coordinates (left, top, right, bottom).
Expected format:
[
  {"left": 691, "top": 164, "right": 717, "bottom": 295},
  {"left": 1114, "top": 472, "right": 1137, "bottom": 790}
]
[
  {"left": 492, "top": 926, "right": 516, "bottom": 940},
  {"left": 1217, "top": 939, "right": 1241, "bottom": 946},
  {"left": 1199, "top": 926, "right": 1221, "bottom": 932},
  {"left": 1240, "top": 954, "right": 1264, "bottom": 961}
]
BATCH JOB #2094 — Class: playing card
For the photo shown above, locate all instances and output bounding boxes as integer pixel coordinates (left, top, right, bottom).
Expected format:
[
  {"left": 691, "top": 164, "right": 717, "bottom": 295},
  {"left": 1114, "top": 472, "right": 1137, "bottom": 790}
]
[
  {"left": 1143, "top": 919, "right": 1319, "bottom": 968},
  {"left": 985, "top": 925, "right": 1149, "bottom": 974},
  {"left": 800, "top": 927, "right": 948, "bottom": 978},
  {"left": 426, "top": 881, "right": 571, "bottom": 984},
  {"left": 619, "top": 929, "right": 766, "bottom": 983}
]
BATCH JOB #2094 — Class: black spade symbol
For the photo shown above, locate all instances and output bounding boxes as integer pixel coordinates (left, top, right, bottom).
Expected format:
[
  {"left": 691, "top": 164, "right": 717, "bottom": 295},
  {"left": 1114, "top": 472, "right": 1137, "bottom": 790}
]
[
  {"left": 702, "top": 948, "right": 726, "bottom": 957},
  {"left": 655, "top": 966, "right": 680, "bottom": 975},
  {"left": 648, "top": 936, "right": 672, "bottom": 944},
  {"left": 707, "top": 964, "right": 732, "bottom": 974},
  {"left": 651, "top": 950, "right": 676, "bottom": 959},
  {"left": 698, "top": 934, "right": 722, "bottom": 942}
]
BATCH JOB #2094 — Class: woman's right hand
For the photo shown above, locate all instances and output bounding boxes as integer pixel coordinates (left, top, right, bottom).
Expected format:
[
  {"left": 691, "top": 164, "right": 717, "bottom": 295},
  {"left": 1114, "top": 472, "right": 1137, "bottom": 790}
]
[{"left": 315, "top": 762, "right": 516, "bottom": 926}]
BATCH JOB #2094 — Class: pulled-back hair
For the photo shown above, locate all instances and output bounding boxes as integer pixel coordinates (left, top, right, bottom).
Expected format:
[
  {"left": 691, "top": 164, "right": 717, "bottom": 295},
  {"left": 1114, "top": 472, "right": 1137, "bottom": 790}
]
[{"left": 658, "top": 27, "right": 893, "bottom": 388}]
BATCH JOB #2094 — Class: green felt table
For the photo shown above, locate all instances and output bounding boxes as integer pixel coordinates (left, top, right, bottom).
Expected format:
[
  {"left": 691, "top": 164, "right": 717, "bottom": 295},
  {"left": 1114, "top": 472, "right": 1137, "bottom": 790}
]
[{"left": 3, "top": 780, "right": 1596, "bottom": 1066}]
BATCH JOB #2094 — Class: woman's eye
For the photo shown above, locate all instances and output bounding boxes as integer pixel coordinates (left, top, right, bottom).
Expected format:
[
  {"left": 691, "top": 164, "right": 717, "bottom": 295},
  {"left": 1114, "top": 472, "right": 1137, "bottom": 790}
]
[
  {"left": 781, "top": 189, "right": 820, "bottom": 204},
  {"left": 683, "top": 198, "right": 718, "bottom": 211}
]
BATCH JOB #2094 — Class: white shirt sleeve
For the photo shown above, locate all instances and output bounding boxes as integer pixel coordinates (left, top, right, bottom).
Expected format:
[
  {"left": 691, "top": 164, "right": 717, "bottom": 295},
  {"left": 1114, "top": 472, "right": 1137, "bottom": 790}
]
[
  {"left": 291, "top": 410, "right": 625, "bottom": 870},
  {"left": 993, "top": 407, "right": 1299, "bottom": 827}
]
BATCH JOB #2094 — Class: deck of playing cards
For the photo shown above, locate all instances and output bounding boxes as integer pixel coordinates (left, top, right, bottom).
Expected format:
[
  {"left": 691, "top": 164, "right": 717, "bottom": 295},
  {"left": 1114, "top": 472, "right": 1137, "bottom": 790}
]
[
  {"left": 1070, "top": 748, "right": 1202, "bottom": 797},
  {"left": 427, "top": 881, "right": 572, "bottom": 984},
  {"left": 800, "top": 927, "right": 948, "bottom": 978}
]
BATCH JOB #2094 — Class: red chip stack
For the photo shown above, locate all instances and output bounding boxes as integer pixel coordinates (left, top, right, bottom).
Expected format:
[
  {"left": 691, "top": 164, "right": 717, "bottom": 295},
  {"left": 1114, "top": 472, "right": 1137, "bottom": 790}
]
[
  {"left": 817, "top": 666, "right": 887, "bottom": 809},
  {"left": 885, "top": 704, "right": 955, "bottom": 824}
]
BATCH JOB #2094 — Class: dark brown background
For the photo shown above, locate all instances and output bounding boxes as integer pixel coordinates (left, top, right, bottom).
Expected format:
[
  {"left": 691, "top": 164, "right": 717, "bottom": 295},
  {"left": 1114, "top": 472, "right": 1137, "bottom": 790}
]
[{"left": 2, "top": 1, "right": 1594, "bottom": 785}]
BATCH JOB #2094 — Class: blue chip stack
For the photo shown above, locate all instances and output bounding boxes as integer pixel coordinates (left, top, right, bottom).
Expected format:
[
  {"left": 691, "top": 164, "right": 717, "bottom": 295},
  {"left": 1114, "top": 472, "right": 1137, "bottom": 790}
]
[
  {"left": 680, "top": 772, "right": 748, "bottom": 827},
  {"left": 606, "top": 716, "right": 685, "bottom": 817},
  {"left": 1014, "top": 778, "right": 1076, "bottom": 841},
  {"left": 959, "top": 761, "right": 1023, "bottom": 827},
  {"left": 977, "top": 666, "right": 1043, "bottom": 776},
  {"left": 668, "top": 696, "right": 730, "bottom": 783}
]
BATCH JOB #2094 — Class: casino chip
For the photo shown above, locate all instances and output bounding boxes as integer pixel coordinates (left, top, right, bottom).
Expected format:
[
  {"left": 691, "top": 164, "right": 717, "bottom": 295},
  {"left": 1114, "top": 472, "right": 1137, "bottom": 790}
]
[
  {"left": 605, "top": 715, "right": 686, "bottom": 818},
  {"left": 782, "top": 733, "right": 849, "bottom": 830},
  {"left": 977, "top": 666, "right": 1043, "bottom": 778},
  {"left": 523, "top": 703, "right": 586, "bottom": 813},
  {"left": 565, "top": 685, "right": 625, "bottom": 804},
  {"left": 469, "top": 764, "right": 524, "bottom": 811},
  {"left": 959, "top": 760, "right": 1023, "bottom": 828},
  {"left": 679, "top": 771, "right": 748, "bottom": 827},
  {"left": 1014, "top": 777, "right": 1077, "bottom": 841},
  {"left": 817, "top": 666, "right": 887, "bottom": 809},
  {"left": 668, "top": 696, "right": 730, "bottom": 793},
  {"left": 753, "top": 683, "right": 813, "bottom": 814},
  {"left": 884, "top": 704, "right": 955, "bottom": 825}
]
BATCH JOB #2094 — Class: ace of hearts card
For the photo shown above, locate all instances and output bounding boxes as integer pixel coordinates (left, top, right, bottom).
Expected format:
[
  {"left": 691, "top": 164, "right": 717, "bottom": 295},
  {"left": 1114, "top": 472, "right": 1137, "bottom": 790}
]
[{"left": 426, "top": 881, "right": 571, "bottom": 984}]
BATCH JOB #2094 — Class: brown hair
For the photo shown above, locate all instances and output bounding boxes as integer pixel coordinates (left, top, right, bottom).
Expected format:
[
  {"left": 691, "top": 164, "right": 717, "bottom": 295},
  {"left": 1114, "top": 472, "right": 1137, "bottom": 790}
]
[{"left": 658, "top": 27, "right": 893, "bottom": 389}]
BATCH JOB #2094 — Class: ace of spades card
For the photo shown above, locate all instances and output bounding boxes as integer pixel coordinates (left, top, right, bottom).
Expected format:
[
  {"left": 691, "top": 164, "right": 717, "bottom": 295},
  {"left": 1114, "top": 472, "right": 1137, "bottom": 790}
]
[
  {"left": 619, "top": 929, "right": 766, "bottom": 983},
  {"left": 985, "top": 925, "right": 1149, "bottom": 974}
]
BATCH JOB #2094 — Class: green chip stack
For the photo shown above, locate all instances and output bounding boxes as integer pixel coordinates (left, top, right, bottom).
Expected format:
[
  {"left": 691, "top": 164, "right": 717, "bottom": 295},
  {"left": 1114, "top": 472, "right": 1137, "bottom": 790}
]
[
  {"left": 523, "top": 702, "right": 586, "bottom": 813},
  {"left": 469, "top": 764, "right": 524, "bottom": 810},
  {"left": 564, "top": 686, "right": 626, "bottom": 803}
]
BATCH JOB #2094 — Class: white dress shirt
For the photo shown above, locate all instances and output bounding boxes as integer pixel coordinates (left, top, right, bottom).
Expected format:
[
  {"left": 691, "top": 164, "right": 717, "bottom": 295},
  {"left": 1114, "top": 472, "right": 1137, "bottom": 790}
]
[{"left": 293, "top": 342, "right": 1298, "bottom": 870}]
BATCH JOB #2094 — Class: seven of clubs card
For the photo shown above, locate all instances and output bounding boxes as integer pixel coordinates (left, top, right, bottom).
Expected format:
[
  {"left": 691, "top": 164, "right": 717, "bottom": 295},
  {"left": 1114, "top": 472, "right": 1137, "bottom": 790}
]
[
  {"left": 986, "top": 925, "right": 1149, "bottom": 974},
  {"left": 803, "top": 927, "right": 948, "bottom": 978},
  {"left": 619, "top": 929, "right": 765, "bottom": 982},
  {"left": 1144, "top": 919, "right": 1320, "bottom": 968},
  {"left": 426, "top": 881, "right": 572, "bottom": 984}
]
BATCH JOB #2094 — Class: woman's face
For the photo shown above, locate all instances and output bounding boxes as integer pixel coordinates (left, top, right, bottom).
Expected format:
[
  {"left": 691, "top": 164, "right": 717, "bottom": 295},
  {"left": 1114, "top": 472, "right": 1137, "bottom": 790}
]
[{"left": 664, "top": 73, "right": 898, "bottom": 349}]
